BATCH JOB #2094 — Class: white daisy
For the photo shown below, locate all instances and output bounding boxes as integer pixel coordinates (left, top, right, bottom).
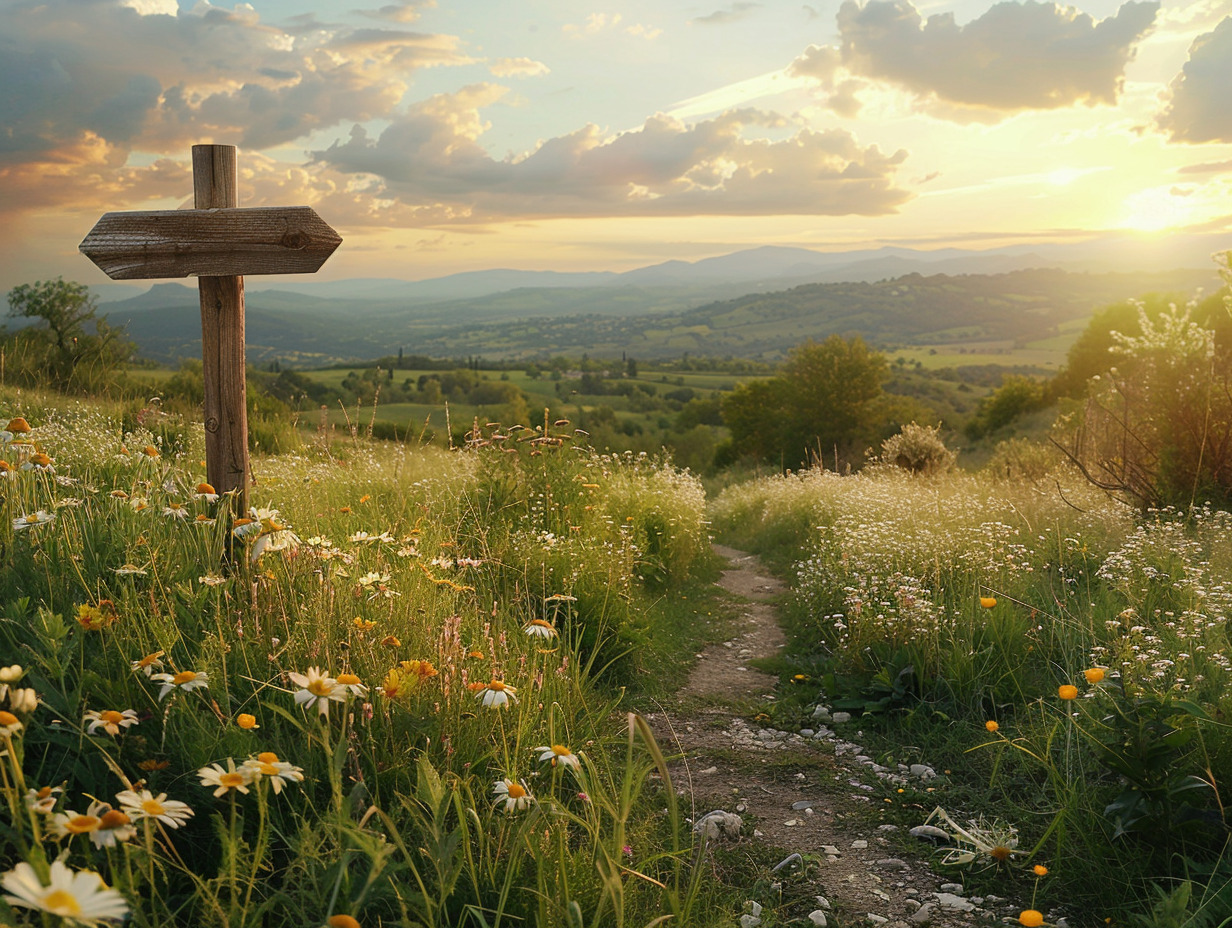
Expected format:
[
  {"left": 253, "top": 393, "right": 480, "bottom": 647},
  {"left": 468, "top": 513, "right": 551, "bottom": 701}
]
[
  {"left": 493, "top": 778, "right": 534, "bottom": 813},
  {"left": 288, "top": 667, "right": 345, "bottom": 716},
  {"left": 12, "top": 510, "right": 54, "bottom": 531},
  {"left": 535, "top": 744, "right": 581, "bottom": 769},
  {"left": 523, "top": 619, "right": 559, "bottom": 639},
  {"left": 149, "top": 669, "right": 208, "bottom": 701},
  {"left": 115, "top": 789, "right": 194, "bottom": 829},
  {"left": 84, "top": 709, "right": 139, "bottom": 736},
  {"left": 1, "top": 860, "right": 129, "bottom": 923},
  {"left": 198, "top": 758, "right": 254, "bottom": 797},
  {"left": 477, "top": 680, "right": 517, "bottom": 709},
  {"left": 242, "top": 752, "right": 305, "bottom": 795}
]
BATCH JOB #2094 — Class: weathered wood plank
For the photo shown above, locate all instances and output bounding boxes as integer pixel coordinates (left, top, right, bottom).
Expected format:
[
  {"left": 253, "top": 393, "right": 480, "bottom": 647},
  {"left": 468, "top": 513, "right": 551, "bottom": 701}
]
[{"left": 79, "top": 206, "right": 342, "bottom": 280}]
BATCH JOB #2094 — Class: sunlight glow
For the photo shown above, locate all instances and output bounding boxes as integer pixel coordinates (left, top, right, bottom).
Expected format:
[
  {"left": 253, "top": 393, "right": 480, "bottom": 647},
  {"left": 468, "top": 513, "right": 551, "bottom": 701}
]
[{"left": 1119, "top": 186, "right": 1198, "bottom": 232}]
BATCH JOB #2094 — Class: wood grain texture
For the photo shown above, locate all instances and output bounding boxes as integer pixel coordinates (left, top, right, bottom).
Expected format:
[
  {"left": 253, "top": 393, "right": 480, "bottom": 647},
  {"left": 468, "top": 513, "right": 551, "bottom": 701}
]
[
  {"left": 78, "top": 206, "right": 342, "bottom": 280},
  {"left": 193, "top": 145, "right": 249, "bottom": 512}
]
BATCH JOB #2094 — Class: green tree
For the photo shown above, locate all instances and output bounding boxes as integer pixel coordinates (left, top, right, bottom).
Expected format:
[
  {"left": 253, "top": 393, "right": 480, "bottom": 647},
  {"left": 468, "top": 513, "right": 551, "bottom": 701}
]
[
  {"left": 721, "top": 335, "right": 887, "bottom": 469},
  {"left": 5, "top": 277, "right": 131, "bottom": 392}
]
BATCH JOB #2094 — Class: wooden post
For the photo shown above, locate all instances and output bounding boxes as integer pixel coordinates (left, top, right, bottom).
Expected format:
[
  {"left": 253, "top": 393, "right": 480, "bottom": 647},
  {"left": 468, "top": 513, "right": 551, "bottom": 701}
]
[
  {"left": 193, "top": 145, "right": 250, "bottom": 513},
  {"left": 79, "top": 142, "right": 341, "bottom": 534}
]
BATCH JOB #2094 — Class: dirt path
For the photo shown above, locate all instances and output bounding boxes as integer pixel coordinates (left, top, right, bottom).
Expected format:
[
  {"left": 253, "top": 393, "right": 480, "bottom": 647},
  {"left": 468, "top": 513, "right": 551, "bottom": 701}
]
[{"left": 646, "top": 545, "right": 1007, "bottom": 928}]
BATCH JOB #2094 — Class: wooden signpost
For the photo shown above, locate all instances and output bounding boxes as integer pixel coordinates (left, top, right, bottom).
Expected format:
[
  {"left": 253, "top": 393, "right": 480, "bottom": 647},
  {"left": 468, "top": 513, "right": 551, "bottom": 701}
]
[{"left": 80, "top": 144, "right": 342, "bottom": 513}]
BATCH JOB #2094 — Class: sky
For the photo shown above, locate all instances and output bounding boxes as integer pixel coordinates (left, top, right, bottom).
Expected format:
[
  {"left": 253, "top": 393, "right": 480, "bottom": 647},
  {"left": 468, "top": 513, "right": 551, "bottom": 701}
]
[{"left": 1, "top": 0, "right": 1231, "bottom": 291}]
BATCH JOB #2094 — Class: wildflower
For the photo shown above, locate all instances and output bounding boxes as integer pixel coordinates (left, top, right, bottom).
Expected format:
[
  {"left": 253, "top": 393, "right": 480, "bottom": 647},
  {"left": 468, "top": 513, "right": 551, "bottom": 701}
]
[
  {"left": 622, "top": 844, "right": 633, "bottom": 857},
  {"left": 524, "top": 619, "right": 558, "bottom": 639},
  {"left": 536, "top": 744, "right": 581, "bottom": 769},
  {"left": 142, "top": 445, "right": 160, "bottom": 458},
  {"left": 980, "top": 596, "right": 997, "bottom": 608},
  {"left": 353, "top": 617, "right": 376, "bottom": 632},
  {"left": 232, "top": 517, "right": 259, "bottom": 538},
  {"left": 109, "top": 490, "right": 129, "bottom": 500},
  {"left": 349, "top": 530, "right": 393, "bottom": 544},
  {"left": 195, "top": 482, "right": 219, "bottom": 503},
  {"left": 26, "top": 785, "right": 62, "bottom": 815},
  {"left": 0, "top": 709, "right": 23, "bottom": 736},
  {"left": 242, "top": 751, "right": 305, "bottom": 795},
  {"left": 985, "top": 720, "right": 999, "bottom": 733},
  {"left": 84, "top": 709, "right": 139, "bottom": 737},
  {"left": 378, "top": 668, "right": 405, "bottom": 698},
  {"left": 5, "top": 687, "right": 37, "bottom": 714},
  {"left": 129, "top": 496, "right": 149, "bottom": 512},
  {"left": 493, "top": 778, "right": 534, "bottom": 813},
  {"left": 1084, "top": 667, "right": 1106, "bottom": 684},
  {"left": 250, "top": 508, "right": 300, "bottom": 561},
  {"left": 399, "top": 659, "right": 439, "bottom": 683},
  {"left": 198, "top": 759, "right": 254, "bottom": 797},
  {"left": 116, "top": 789, "right": 194, "bottom": 828},
  {"left": 236, "top": 713, "right": 259, "bottom": 730},
  {"left": 137, "top": 759, "right": 171, "bottom": 772},
  {"left": 478, "top": 680, "right": 517, "bottom": 709},
  {"left": 21, "top": 452, "right": 55, "bottom": 472},
  {"left": 5, "top": 417, "right": 31, "bottom": 434},
  {"left": 335, "top": 672, "right": 368, "bottom": 698},
  {"left": 13, "top": 510, "right": 54, "bottom": 531},
  {"left": 289, "top": 667, "right": 345, "bottom": 716},
  {"left": 199, "top": 574, "right": 227, "bottom": 586},
  {"left": 329, "top": 916, "right": 361, "bottom": 928},
  {"left": 162, "top": 502, "right": 188, "bottom": 520},
  {"left": 0, "top": 665, "right": 23, "bottom": 682},
  {"left": 131, "top": 650, "right": 165, "bottom": 676},
  {"left": 0, "top": 460, "right": 10, "bottom": 476},
  {"left": 51, "top": 810, "right": 101, "bottom": 838},
  {"left": 924, "top": 807, "right": 1019, "bottom": 865},
  {"left": 150, "top": 669, "right": 208, "bottom": 701},
  {"left": 467, "top": 649, "right": 485, "bottom": 660},
  {"left": 1034, "top": 865, "right": 1049, "bottom": 876},
  {"left": 90, "top": 805, "right": 136, "bottom": 849},
  {"left": 1058, "top": 685, "right": 1078, "bottom": 700},
  {"left": 381, "top": 635, "right": 401, "bottom": 649},
  {"left": 1019, "top": 911, "right": 1045, "bottom": 927},
  {"left": 113, "top": 563, "right": 148, "bottom": 576},
  {"left": 76, "top": 601, "right": 119, "bottom": 631},
  {"left": 0, "top": 860, "right": 129, "bottom": 923}
]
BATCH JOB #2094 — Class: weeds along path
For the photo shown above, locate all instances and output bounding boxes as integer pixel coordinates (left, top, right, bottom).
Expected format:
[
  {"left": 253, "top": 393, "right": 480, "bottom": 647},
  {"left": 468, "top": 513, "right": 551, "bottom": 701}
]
[{"left": 648, "top": 545, "right": 999, "bottom": 928}]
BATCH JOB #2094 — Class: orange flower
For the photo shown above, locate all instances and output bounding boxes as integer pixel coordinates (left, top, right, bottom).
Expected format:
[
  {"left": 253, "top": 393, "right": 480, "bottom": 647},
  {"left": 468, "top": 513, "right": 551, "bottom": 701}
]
[
  {"left": 985, "top": 720, "right": 999, "bottom": 733},
  {"left": 1019, "top": 911, "right": 1044, "bottom": 928},
  {"left": 236, "top": 714, "right": 258, "bottom": 730},
  {"left": 5, "top": 417, "right": 31, "bottom": 433},
  {"left": 142, "top": 445, "right": 160, "bottom": 458},
  {"left": 979, "top": 596, "right": 997, "bottom": 608},
  {"left": 1034, "top": 864, "right": 1049, "bottom": 876},
  {"left": 399, "top": 659, "right": 439, "bottom": 682},
  {"left": 1084, "top": 667, "right": 1106, "bottom": 684},
  {"left": 1058, "top": 685, "right": 1078, "bottom": 700},
  {"left": 329, "top": 916, "right": 361, "bottom": 928},
  {"left": 381, "top": 635, "right": 401, "bottom": 648}
]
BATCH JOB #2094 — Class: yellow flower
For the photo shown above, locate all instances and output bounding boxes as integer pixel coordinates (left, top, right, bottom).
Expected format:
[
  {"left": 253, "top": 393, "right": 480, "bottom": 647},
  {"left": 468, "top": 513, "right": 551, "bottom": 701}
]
[
  {"left": 236, "top": 714, "right": 258, "bottom": 730},
  {"left": 379, "top": 668, "right": 405, "bottom": 698},
  {"left": 353, "top": 617, "right": 376, "bottom": 632},
  {"left": 1019, "top": 911, "right": 1044, "bottom": 927},
  {"left": 76, "top": 601, "right": 119, "bottom": 631},
  {"left": 1058, "top": 685, "right": 1078, "bottom": 700},
  {"left": 399, "top": 659, "right": 439, "bottom": 683},
  {"left": 985, "top": 720, "right": 999, "bottom": 733},
  {"left": 381, "top": 635, "right": 401, "bottom": 648},
  {"left": 1084, "top": 667, "right": 1106, "bottom": 684},
  {"left": 1034, "top": 864, "right": 1049, "bottom": 876},
  {"left": 980, "top": 596, "right": 997, "bottom": 608}
]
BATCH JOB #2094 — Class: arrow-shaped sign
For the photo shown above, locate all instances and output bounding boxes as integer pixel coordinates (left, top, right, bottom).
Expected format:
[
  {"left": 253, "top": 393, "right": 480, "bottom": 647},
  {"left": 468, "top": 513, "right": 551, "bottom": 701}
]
[
  {"left": 80, "top": 207, "right": 341, "bottom": 280},
  {"left": 79, "top": 144, "right": 343, "bottom": 516}
]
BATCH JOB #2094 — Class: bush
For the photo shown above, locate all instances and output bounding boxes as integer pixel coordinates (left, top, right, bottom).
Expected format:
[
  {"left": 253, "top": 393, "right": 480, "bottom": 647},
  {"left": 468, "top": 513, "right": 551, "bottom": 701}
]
[{"left": 875, "top": 422, "right": 956, "bottom": 475}]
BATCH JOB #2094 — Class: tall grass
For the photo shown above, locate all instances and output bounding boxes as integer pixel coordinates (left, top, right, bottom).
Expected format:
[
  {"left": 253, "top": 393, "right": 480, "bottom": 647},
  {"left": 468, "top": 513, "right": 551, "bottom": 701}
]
[
  {"left": 713, "top": 462, "right": 1232, "bottom": 922},
  {"left": 0, "top": 391, "right": 725, "bottom": 927}
]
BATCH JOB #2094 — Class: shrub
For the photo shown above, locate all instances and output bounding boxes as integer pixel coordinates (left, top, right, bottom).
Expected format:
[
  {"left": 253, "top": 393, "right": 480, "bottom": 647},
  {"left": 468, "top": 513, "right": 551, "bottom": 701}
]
[{"left": 875, "top": 422, "right": 956, "bottom": 475}]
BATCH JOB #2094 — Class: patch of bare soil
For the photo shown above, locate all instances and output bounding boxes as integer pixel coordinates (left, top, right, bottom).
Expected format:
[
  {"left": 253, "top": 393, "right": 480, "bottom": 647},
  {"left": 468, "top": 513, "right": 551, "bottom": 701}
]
[{"left": 646, "top": 545, "right": 1010, "bottom": 928}]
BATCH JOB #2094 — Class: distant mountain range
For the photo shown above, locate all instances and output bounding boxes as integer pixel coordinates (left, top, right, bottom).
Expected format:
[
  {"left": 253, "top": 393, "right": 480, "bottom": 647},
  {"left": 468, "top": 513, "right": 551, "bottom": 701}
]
[{"left": 70, "top": 239, "right": 1226, "bottom": 364}]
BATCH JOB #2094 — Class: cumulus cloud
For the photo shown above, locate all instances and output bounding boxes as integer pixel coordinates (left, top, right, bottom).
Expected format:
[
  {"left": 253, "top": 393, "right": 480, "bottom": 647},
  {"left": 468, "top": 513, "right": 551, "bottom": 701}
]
[
  {"left": 788, "top": 45, "right": 867, "bottom": 117},
  {"left": 690, "top": 3, "right": 762, "bottom": 26},
  {"left": 0, "top": 0, "right": 469, "bottom": 185},
  {"left": 488, "top": 57, "right": 551, "bottom": 78},
  {"left": 792, "top": 0, "right": 1159, "bottom": 121},
  {"left": 312, "top": 85, "right": 910, "bottom": 219},
  {"left": 1156, "top": 17, "right": 1232, "bottom": 144}
]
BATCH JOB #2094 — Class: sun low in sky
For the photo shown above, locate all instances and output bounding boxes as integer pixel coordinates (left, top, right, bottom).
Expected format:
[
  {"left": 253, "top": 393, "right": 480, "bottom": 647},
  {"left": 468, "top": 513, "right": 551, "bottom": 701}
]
[{"left": 1, "top": 0, "right": 1230, "bottom": 290}]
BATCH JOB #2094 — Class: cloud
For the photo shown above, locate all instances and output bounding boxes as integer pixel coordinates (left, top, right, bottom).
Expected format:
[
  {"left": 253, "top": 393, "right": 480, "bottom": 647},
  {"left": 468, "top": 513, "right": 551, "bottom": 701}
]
[
  {"left": 1156, "top": 17, "right": 1232, "bottom": 144},
  {"left": 1177, "top": 160, "right": 1232, "bottom": 176},
  {"left": 788, "top": 45, "right": 867, "bottom": 117},
  {"left": 690, "top": 3, "right": 762, "bottom": 26},
  {"left": 800, "top": 0, "right": 1160, "bottom": 121},
  {"left": 488, "top": 57, "right": 551, "bottom": 78},
  {"left": 355, "top": 0, "right": 437, "bottom": 23},
  {"left": 312, "top": 85, "right": 911, "bottom": 220},
  {"left": 0, "top": 0, "right": 470, "bottom": 178},
  {"left": 563, "top": 12, "right": 622, "bottom": 37}
]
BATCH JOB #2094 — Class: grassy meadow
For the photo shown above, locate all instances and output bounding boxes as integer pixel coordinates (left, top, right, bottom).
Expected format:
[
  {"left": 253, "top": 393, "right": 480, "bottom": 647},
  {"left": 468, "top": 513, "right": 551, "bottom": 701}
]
[
  {"left": 713, "top": 462, "right": 1232, "bottom": 925},
  {"left": 0, "top": 391, "right": 739, "bottom": 928}
]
